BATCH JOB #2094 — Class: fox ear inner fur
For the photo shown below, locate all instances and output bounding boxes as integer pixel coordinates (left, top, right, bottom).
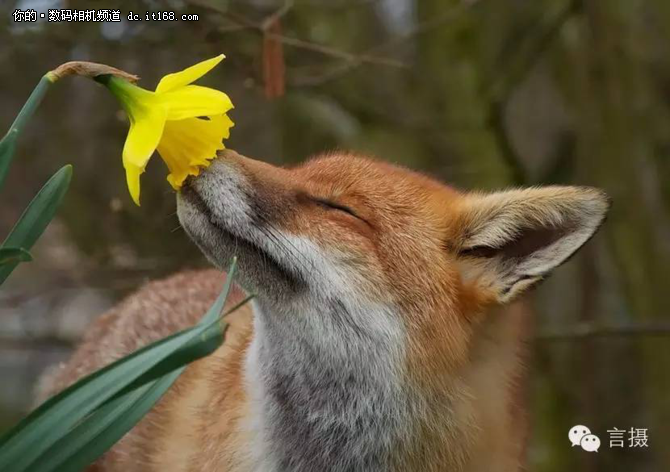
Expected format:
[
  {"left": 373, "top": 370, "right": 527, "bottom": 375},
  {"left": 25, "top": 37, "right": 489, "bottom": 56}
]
[{"left": 454, "top": 186, "right": 611, "bottom": 303}]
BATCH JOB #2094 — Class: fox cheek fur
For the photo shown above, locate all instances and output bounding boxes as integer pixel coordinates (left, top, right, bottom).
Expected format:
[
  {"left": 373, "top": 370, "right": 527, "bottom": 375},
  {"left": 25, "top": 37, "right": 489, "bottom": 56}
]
[{"left": 42, "top": 149, "right": 610, "bottom": 472}]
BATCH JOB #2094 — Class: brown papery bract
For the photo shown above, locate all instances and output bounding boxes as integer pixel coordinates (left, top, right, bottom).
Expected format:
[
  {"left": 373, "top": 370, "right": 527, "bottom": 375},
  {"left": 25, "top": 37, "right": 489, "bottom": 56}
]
[{"left": 48, "top": 61, "right": 139, "bottom": 83}]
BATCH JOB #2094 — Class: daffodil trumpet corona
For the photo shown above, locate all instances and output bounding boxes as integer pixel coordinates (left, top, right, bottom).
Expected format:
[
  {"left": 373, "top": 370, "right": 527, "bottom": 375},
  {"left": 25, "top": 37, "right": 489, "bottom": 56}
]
[{"left": 94, "top": 54, "right": 234, "bottom": 205}]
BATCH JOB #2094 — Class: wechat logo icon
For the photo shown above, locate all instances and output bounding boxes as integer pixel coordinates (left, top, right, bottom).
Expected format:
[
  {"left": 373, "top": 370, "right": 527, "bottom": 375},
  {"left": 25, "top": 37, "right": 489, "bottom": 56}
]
[{"left": 569, "top": 425, "right": 600, "bottom": 452}]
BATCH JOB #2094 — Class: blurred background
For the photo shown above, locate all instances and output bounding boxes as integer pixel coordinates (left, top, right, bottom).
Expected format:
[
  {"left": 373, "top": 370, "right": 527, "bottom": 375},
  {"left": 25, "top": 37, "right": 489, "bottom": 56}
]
[{"left": 1, "top": 0, "right": 669, "bottom": 470}]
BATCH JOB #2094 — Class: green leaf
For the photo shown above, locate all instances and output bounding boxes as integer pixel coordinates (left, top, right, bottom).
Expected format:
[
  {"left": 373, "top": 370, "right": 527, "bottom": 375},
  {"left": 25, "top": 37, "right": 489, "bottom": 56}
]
[
  {"left": 0, "top": 165, "right": 72, "bottom": 285},
  {"left": 0, "top": 259, "right": 246, "bottom": 472},
  {"left": 0, "top": 248, "right": 32, "bottom": 266},
  {"left": 0, "top": 75, "right": 54, "bottom": 189},
  {"left": 53, "top": 370, "right": 183, "bottom": 472},
  {"left": 40, "top": 295, "right": 252, "bottom": 472},
  {"left": 25, "top": 374, "right": 166, "bottom": 472},
  {"left": 199, "top": 256, "right": 238, "bottom": 325},
  {"left": 60, "top": 373, "right": 182, "bottom": 472},
  {"left": 0, "top": 320, "right": 218, "bottom": 471},
  {"left": 0, "top": 134, "right": 18, "bottom": 191}
]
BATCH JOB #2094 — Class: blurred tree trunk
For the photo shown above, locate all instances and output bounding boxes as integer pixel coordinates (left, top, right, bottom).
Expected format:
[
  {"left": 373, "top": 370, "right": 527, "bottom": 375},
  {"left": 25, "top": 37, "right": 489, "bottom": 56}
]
[
  {"left": 556, "top": 1, "right": 670, "bottom": 470},
  {"left": 645, "top": 0, "right": 670, "bottom": 236},
  {"left": 415, "top": 0, "right": 513, "bottom": 189}
]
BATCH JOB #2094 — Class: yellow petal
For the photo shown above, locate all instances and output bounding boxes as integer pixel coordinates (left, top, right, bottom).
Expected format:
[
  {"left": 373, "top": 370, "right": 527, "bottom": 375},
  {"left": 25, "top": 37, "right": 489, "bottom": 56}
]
[
  {"left": 155, "top": 54, "right": 225, "bottom": 94},
  {"left": 125, "top": 163, "right": 142, "bottom": 206},
  {"left": 123, "top": 105, "right": 167, "bottom": 168},
  {"left": 157, "top": 114, "right": 234, "bottom": 190},
  {"left": 122, "top": 105, "right": 167, "bottom": 204},
  {"left": 159, "top": 85, "right": 234, "bottom": 121}
]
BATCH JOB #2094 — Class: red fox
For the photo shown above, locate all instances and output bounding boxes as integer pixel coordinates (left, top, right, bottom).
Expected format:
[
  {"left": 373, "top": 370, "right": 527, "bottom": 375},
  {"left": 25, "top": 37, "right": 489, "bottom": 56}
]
[{"left": 39, "top": 149, "right": 610, "bottom": 471}]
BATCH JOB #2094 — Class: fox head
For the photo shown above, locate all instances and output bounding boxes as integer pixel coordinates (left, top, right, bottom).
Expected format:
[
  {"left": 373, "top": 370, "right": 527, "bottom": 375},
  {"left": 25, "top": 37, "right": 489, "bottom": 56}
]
[{"left": 178, "top": 149, "right": 609, "bottom": 315}]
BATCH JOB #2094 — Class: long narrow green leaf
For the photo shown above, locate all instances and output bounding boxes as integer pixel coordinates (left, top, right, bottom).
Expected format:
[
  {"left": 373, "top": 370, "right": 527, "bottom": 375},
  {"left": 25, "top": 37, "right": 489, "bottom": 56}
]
[
  {"left": 0, "top": 259, "right": 237, "bottom": 448},
  {"left": 39, "top": 296, "right": 249, "bottom": 472},
  {"left": 25, "top": 375, "right": 160, "bottom": 472},
  {"left": 0, "top": 136, "right": 17, "bottom": 191},
  {"left": 56, "top": 372, "right": 183, "bottom": 472},
  {"left": 0, "top": 165, "right": 72, "bottom": 284},
  {"left": 126, "top": 293, "right": 252, "bottom": 389},
  {"left": 0, "top": 248, "right": 32, "bottom": 266},
  {"left": 0, "top": 320, "right": 218, "bottom": 471},
  {"left": 0, "top": 260, "right": 240, "bottom": 471},
  {"left": 200, "top": 256, "right": 238, "bottom": 325},
  {"left": 63, "top": 374, "right": 181, "bottom": 472},
  {"left": 0, "top": 75, "right": 54, "bottom": 189},
  {"left": 29, "top": 314, "right": 231, "bottom": 472}
]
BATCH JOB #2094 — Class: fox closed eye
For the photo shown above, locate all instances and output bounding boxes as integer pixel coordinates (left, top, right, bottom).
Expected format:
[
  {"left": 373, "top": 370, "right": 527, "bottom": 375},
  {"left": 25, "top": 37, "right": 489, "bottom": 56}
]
[{"left": 312, "top": 197, "right": 362, "bottom": 220}]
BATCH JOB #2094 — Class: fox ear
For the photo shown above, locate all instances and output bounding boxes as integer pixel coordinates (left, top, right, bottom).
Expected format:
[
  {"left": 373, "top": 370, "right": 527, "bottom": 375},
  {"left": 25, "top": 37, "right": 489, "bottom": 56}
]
[{"left": 454, "top": 186, "right": 610, "bottom": 303}]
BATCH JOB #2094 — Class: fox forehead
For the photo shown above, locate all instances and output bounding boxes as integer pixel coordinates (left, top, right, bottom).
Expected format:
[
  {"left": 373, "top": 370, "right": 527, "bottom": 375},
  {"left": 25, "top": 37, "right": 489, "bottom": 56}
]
[{"left": 296, "top": 152, "right": 460, "bottom": 200}]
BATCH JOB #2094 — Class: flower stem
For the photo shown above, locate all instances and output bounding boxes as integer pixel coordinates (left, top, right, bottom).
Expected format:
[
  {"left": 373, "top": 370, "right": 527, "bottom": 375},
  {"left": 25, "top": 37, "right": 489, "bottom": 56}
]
[
  {"left": 0, "top": 61, "right": 138, "bottom": 191},
  {"left": 0, "top": 74, "right": 54, "bottom": 189}
]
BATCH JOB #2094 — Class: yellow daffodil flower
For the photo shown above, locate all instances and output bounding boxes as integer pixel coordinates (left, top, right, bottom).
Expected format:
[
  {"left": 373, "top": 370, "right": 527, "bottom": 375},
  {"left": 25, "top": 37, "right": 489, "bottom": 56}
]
[{"left": 96, "top": 55, "right": 234, "bottom": 205}]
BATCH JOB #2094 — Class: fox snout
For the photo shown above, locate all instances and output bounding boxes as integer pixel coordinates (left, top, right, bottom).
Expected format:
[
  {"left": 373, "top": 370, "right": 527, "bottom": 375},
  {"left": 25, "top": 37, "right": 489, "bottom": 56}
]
[{"left": 177, "top": 151, "right": 309, "bottom": 297}]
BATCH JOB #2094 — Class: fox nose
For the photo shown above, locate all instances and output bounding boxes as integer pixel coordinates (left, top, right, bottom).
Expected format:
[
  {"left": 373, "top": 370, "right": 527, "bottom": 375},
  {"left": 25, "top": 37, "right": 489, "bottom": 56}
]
[
  {"left": 179, "top": 177, "right": 196, "bottom": 198},
  {"left": 181, "top": 175, "right": 195, "bottom": 190}
]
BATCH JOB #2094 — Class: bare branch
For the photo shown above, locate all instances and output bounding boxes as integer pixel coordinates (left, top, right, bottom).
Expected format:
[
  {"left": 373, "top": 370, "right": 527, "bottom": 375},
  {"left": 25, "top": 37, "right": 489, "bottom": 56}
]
[
  {"left": 292, "top": 0, "right": 483, "bottom": 86},
  {"left": 3, "top": 322, "right": 670, "bottom": 353},
  {"left": 261, "top": 0, "right": 295, "bottom": 31},
  {"left": 534, "top": 323, "right": 670, "bottom": 342},
  {"left": 484, "top": 0, "right": 583, "bottom": 186},
  {"left": 0, "top": 335, "right": 74, "bottom": 351},
  {"left": 486, "top": 0, "right": 582, "bottom": 103},
  {"left": 186, "top": 0, "right": 405, "bottom": 69}
]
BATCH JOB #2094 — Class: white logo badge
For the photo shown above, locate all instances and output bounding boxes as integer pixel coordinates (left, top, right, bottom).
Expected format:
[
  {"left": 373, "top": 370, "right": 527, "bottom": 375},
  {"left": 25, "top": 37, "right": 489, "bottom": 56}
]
[
  {"left": 569, "top": 425, "right": 600, "bottom": 452},
  {"left": 569, "top": 425, "right": 591, "bottom": 447}
]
